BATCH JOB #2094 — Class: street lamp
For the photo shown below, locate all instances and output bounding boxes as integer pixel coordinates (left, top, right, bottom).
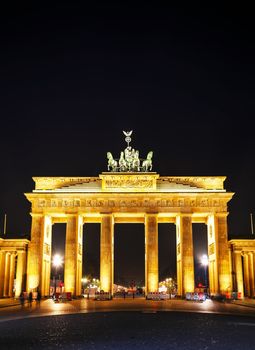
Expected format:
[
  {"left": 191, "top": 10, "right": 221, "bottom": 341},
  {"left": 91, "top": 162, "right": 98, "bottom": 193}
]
[
  {"left": 52, "top": 254, "right": 63, "bottom": 295},
  {"left": 201, "top": 254, "right": 208, "bottom": 288}
]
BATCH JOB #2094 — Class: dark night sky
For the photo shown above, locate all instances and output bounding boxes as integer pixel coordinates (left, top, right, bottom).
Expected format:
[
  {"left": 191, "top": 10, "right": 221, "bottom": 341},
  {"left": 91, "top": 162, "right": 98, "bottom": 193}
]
[{"left": 0, "top": 4, "right": 254, "bottom": 283}]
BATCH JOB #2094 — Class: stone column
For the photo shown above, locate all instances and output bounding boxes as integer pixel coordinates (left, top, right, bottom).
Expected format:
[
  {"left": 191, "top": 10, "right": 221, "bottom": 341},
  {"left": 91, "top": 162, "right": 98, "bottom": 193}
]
[
  {"left": 15, "top": 251, "right": 26, "bottom": 297},
  {"left": 100, "top": 214, "right": 114, "bottom": 294},
  {"left": 176, "top": 215, "right": 194, "bottom": 296},
  {"left": 234, "top": 250, "right": 244, "bottom": 298},
  {"left": 75, "top": 215, "right": 83, "bottom": 296},
  {"left": 64, "top": 215, "right": 82, "bottom": 296},
  {"left": 216, "top": 214, "right": 232, "bottom": 294},
  {"left": 145, "top": 214, "right": 158, "bottom": 294},
  {"left": 253, "top": 252, "right": 255, "bottom": 296},
  {"left": 27, "top": 214, "right": 44, "bottom": 292},
  {"left": 243, "top": 253, "right": 250, "bottom": 297},
  {"left": 41, "top": 215, "right": 52, "bottom": 297},
  {"left": 0, "top": 251, "right": 6, "bottom": 297},
  {"left": 8, "top": 253, "right": 16, "bottom": 297},
  {"left": 207, "top": 215, "right": 219, "bottom": 295},
  {"left": 248, "top": 252, "right": 255, "bottom": 297},
  {"left": 4, "top": 253, "right": 10, "bottom": 297}
]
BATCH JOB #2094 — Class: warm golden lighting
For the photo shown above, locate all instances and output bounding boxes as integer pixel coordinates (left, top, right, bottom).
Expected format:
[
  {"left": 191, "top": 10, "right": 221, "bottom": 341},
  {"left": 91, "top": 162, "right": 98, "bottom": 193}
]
[
  {"left": 28, "top": 275, "right": 39, "bottom": 291},
  {"left": 100, "top": 275, "right": 110, "bottom": 292},
  {"left": 23, "top": 170, "right": 235, "bottom": 298}
]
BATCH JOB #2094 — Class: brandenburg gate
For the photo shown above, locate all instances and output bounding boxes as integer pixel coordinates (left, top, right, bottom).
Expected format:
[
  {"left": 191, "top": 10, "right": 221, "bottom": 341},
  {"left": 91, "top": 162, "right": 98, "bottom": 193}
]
[{"left": 24, "top": 131, "right": 234, "bottom": 298}]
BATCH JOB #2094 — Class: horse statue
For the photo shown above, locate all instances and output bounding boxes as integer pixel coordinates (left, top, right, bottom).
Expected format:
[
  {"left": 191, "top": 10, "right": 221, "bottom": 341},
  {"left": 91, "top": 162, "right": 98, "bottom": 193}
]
[
  {"left": 142, "top": 151, "right": 153, "bottom": 172},
  {"left": 107, "top": 152, "right": 118, "bottom": 171}
]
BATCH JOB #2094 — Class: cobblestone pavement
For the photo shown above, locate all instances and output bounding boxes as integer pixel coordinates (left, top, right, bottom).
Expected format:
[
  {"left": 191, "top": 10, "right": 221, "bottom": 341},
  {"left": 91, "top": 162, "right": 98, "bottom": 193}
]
[{"left": 1, "top": 311, "right": 255, "bottom": 349}]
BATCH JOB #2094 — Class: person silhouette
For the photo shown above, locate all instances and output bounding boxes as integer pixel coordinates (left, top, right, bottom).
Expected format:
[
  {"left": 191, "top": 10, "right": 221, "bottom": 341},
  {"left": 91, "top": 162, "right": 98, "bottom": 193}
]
[
  {"left": 19, "top": 291, "right": 25, "bottom": 308},
  {"left": 37, "top": 290, "right": 41, "bottom": 307},
  {"left": 28, "top": 291, "right": 33, "bottom": 307}
]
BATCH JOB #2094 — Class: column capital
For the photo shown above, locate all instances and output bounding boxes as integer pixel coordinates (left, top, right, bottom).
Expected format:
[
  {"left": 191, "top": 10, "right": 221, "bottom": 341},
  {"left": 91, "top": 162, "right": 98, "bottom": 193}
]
[
  {"left": 145, "top": 213, "right": 158, "bottom": 218},
  {"left": 30, "top": 213, "right": 44, "bottom": 218},
  {"left": 100, "top": 213, "right": 114, "bottom": 224},
  {"left": 215, "top": 212, "right": 229, "bottom": 218},
  {"left": 176, "top": 213, "right": 193, "bottom": 217},
  {"left": 66, "top": 214, "right": 78, "bottom": 218},
  {"left": 17, "top": 250, "right": 25, "bottom": 254}
]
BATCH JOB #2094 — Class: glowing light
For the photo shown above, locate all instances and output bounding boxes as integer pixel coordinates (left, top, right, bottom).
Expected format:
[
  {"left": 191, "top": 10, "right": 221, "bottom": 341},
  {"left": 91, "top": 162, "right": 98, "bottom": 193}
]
[
  {"left": 201, "top": 254, "right": 208, "bottom": 266},
  {"left": 159, "top": 285, "right": 167, "bottom": 293},
  {"left": 52, "top": 254, "right": 63, "bottom": 268}
]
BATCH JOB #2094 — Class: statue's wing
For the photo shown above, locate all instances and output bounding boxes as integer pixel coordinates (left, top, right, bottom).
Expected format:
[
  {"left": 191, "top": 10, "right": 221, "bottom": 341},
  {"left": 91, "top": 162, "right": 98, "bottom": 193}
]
[{"left": 123, "top": 130, "right": 133, "bottom": 137}]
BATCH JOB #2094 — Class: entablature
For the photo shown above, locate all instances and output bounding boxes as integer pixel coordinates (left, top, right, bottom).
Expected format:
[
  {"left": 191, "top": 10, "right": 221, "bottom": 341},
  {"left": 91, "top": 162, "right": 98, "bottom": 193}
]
[
  {"left": 0, "top": 238, "right": 30, "bottom": 251},
  {"left": 229, "top": 239, "right": 255, "bottom": 251},
  {"left": 25, "top": 192, "right": 233, "bottom": 216}
]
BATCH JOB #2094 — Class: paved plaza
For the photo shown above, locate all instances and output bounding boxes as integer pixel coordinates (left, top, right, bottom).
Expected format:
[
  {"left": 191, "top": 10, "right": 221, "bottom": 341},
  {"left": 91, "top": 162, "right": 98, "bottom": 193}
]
[
  {"left": 1, "top": 298, "right": 255, "bottom": 349},
  {"left": 0, "top": 297, "right": 255, "bottom": 322}
]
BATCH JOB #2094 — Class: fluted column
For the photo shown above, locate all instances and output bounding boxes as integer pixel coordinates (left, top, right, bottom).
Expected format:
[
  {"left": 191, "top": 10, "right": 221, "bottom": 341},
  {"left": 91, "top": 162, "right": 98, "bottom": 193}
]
[
  {"left": 207, "top": 215, "right": 218, "bottom": 295},
  {"left": 100, "top": 214, "right": 114, "bottom": 294},
  {"left": 248, "top": 252, "right": 255, "bottom": 297},
  {"left": 15, "top": 251, "right": 26, "bottom": 297},
  {"left": 3, "top": 253, "right": 10, "bottom": 296},
  {"left": 176, "top": 215, "right": 194, "bottom": 296},
  {"left": 64, "top": 215, "right": 82, "bottom": 296},
  {"left": 8, "top": 253, "right": 16, "bottom": 297},
  {"left": 234, "top": 250, "right": 244, "bottom": 298},
  {"left": 253, "top": 252, "right": 255, "bottom": 296},
  {"left": 75, "top": 215, "right": 83, "bottom": 296},
  {"left": 243, "top": 253, "right": 250, "bottom": 296},
  {"left": 27, "top": 214, "right": 44, "bottom": 292},
  {"left": 0, "top": 251, "right": 6, "bottom": 297},
  {"left": 216, "top": 214, "right": 232, "bottom": 294},
  {"left": 41, "top": 215, "right": 52, "bottom": 297},
  {"left": 145, "top": 214, "right": 158, "bottom": 294}
]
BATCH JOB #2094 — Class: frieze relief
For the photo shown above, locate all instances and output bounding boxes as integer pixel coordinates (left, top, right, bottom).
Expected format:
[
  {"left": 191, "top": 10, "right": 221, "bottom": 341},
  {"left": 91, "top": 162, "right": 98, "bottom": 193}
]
[
  {"left": 35, "top": 197, "right": 227, "bottom": 210},
  {"left": 105, "top": 178, "right": 153, "bottom": 188}
]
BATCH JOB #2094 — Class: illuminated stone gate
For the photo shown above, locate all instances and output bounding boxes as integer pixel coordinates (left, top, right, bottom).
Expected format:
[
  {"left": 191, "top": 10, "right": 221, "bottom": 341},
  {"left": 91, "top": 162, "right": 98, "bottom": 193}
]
[
  {"left": 1, "top": 132, "right": 254, "bottom": 299},
  {"left": 25, "top": 173, "right": 234, "bottom": 297},
  {"left": 23, "top": 131, "right": 235, "bottom": 298}
]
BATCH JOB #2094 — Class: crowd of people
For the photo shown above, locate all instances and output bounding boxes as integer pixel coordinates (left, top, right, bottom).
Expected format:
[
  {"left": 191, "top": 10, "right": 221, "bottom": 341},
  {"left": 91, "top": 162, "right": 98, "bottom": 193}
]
[{"left": 19, "top": 290, "right": 41, "bottom": 307}]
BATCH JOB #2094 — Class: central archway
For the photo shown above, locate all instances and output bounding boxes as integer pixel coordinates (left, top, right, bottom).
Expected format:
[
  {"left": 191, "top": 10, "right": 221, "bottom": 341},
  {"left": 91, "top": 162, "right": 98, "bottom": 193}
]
[{"left": 114, "top": 224, "right": 145, "bottom": 295}]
